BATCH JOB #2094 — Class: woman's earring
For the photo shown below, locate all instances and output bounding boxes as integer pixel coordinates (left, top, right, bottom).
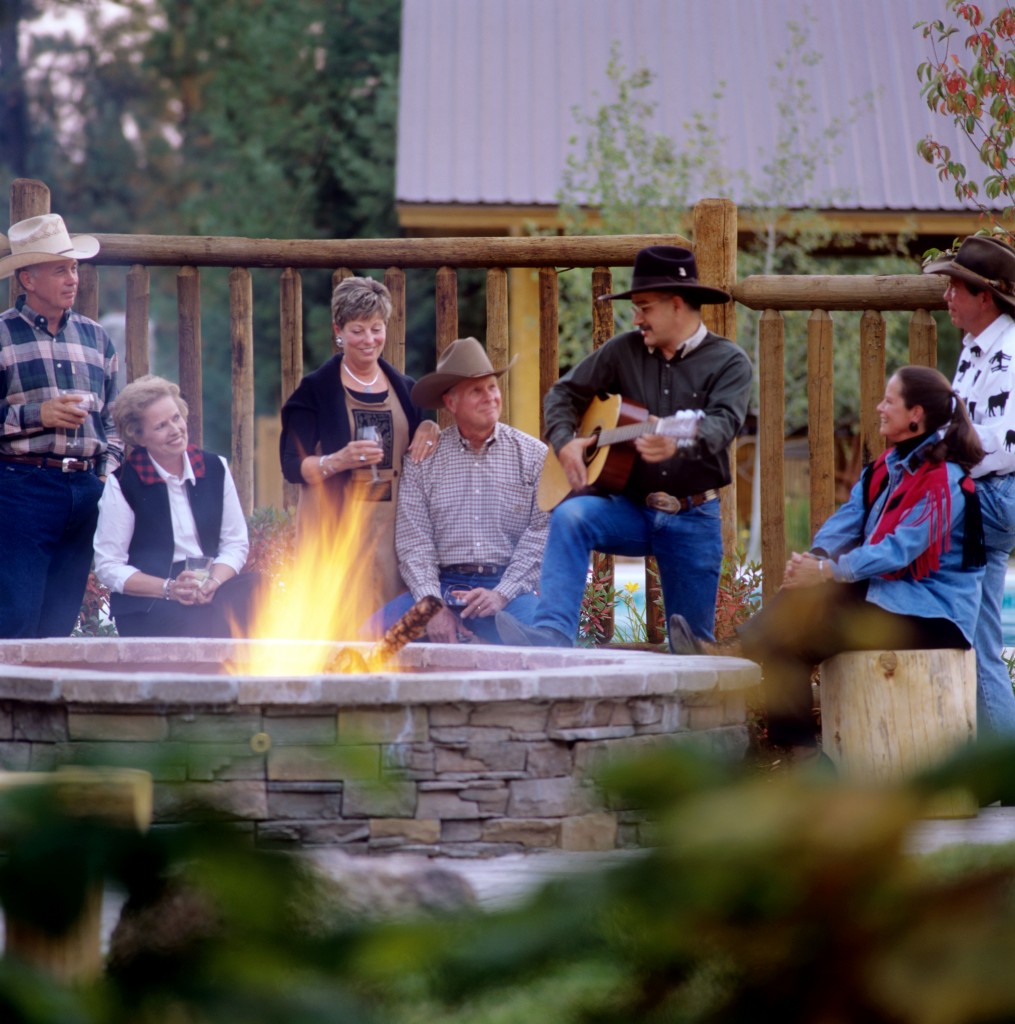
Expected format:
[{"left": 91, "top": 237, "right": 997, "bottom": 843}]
[{"left": 334, "top": 335, "right": 344, "bottom": 350}]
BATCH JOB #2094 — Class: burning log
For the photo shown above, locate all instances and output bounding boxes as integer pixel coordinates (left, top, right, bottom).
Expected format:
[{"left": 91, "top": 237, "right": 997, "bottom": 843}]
[{"left": 322, "top": 595, "right": 445, "bottom": 674}]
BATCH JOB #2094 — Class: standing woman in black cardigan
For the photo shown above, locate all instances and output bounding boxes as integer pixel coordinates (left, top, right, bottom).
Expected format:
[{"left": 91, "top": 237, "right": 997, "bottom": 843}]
[{"left": 279, "top": 276, "right": 438, "bottom": 618}]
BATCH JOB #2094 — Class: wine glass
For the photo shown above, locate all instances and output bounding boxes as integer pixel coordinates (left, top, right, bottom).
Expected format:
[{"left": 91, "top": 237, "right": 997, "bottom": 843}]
[{"left": 357, "top": 424, "right": 381, "bottom": 483}]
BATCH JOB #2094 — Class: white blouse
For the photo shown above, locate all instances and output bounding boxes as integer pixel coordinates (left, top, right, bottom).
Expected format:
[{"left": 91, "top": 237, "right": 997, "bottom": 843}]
[{"left": 94, "top": 452, "right": 250, "bottom": 593}]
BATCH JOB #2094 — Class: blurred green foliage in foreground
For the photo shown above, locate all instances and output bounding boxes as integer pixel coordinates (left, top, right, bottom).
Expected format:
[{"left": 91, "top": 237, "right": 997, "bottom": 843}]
[{"left": 4, "top": 743, "right": 1015, "bottom": 1023}]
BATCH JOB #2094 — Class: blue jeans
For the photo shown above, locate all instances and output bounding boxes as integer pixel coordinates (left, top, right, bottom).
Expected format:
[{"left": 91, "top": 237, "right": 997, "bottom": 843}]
[
  {"left": 370, "top": 569, "right": 539, "bottom": 644},
  {"left": 972, "top": 474, "right": 1015, "bottom": 738},
  {"left": 530, "top": 494, "right": 724, "bottom": 643},
  {"left": 0, "top": 462, "right": 104, "bottom": 638}
]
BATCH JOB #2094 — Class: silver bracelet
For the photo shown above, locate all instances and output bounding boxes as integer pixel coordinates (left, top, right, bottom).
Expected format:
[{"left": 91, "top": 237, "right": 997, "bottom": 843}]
[
  {"left": 163, "top": 577, "right": 173, "bottom": 601},
  {"left": 319, "top": 455, "right": 330, "bottom": 478}
]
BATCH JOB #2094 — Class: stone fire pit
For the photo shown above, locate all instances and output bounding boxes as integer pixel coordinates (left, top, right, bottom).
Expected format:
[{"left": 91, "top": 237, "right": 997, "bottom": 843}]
[{"left": 0, "top": 638, "right": 759, "bottom": 856}]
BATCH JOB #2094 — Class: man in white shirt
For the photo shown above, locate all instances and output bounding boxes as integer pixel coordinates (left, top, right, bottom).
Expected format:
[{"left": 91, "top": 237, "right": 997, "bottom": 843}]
[{"left": 925, "top": 235, "right": 1015, "bottom": 739}]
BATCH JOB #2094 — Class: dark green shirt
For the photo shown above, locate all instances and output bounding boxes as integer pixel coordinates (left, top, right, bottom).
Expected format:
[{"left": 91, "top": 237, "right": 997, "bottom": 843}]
[{"left": 543, "top": 329, "right": 752, "bottom": 500}]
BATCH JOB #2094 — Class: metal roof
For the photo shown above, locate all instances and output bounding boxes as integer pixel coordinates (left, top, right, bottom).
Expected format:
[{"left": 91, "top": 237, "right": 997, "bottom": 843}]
[{"left": 397, "top": 0, "right": 1006, "bottom": 213}]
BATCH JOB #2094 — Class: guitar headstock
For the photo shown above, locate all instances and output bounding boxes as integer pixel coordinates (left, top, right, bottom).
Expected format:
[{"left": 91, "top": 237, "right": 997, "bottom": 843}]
[{"left": 654, "top": 409, "right": 703, "bottom": 446}]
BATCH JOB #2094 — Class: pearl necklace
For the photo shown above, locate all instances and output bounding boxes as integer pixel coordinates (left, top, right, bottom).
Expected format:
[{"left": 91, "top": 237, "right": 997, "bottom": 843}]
[{"left": 342, "top": 362, "right": 381, "bottom": 391}]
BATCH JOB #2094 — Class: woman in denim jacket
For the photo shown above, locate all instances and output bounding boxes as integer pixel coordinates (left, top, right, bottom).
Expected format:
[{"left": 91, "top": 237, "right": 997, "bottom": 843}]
[{"left": 673, "top": 366, "right": 986, "bottom": 760}]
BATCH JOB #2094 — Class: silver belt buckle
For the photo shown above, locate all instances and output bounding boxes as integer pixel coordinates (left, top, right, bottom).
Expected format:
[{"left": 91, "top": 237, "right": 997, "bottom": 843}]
[
  {"left": 647, "top": 492, "right": 680, "bottom": 513},
  {"left": 62, "top": 457, "right": 80, "bottom": 473}
]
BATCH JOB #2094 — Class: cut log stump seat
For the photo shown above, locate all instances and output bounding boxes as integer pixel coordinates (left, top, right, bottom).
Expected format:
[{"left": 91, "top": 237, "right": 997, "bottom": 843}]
[{"left": 820, "top": 648, "right": 977, "bottom": 819}]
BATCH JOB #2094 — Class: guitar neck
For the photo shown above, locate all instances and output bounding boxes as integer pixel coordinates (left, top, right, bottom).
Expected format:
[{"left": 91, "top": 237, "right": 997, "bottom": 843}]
[{"left": 595, "top": 421, "right": 654, "bottom": 448}]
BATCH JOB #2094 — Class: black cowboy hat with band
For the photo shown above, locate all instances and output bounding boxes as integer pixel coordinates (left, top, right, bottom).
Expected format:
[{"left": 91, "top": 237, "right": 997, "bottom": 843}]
[
  {"left": 923, "top": 235, "right": 1015, "bottom": 314},
  {"left": 598, "top": 245, "right": 731, "bottom": 305}
]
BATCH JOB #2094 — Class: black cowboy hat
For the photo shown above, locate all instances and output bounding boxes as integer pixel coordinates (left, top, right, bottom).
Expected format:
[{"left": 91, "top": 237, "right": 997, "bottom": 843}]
[
  {"left": 598, "top": 245, "right": 731, "bottom": 305},
  {"left": 923, "top": 235, "right": 1015, "bottom": 313}
]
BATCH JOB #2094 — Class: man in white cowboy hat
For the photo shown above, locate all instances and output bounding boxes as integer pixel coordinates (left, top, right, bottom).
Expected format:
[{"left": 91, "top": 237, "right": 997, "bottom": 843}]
[
  {"left": 496, "top": 244, "right": 752, "bottom": 648},
  {"left": 375, "top": 337, "right": 549, "bottom": 644},
  {"left": 0, "top": 213, "right": 123, "bottom": 638},
  {"left": 923, "top": 234, "right": 1015, "bottom": 740}
]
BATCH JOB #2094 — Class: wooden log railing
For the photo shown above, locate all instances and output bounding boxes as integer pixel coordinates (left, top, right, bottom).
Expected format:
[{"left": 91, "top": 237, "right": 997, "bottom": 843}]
[{"left": 8, "top": 177, "right": 953, "bottom": 640}]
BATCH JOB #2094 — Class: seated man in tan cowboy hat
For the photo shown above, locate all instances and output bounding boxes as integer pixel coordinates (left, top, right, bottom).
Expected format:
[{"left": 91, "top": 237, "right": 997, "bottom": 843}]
[
  {"left": 496, "top": 244, "right": 752, "bottom": 648},
  {"left": 923, "top": 234, "right": 1015, "bottom": 742},
  {"left": 371, "top": 337, "right": 549, "bottom": 644},
  {"left": 0, "top": 213, "right": 123, "bottom": 637}
]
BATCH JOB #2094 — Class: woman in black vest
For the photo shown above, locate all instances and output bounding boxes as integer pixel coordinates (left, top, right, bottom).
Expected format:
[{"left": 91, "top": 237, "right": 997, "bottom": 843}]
[{"left": 94, "top": 375, "right": 259, "bottom": 637}]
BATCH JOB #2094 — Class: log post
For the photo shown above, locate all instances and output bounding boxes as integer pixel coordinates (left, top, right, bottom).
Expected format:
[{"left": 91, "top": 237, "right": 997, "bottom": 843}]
[
  {"left": 177, "top": 266, "right": 202, "bottom": 447},
  {"left": 694, "top": 198, "right": 739, "bottom": 560},
  {"left": 859, "top": 309, "right": 887, "bottom": 468},
  {"left": 76, "top": 264, "right": 99, "bottom": 321},
  {"left": 759, "top": 309, "right": 785, "bottom": 600},
  {"left": 8, "top": 179, "right": 50, "bottom": 308},
  {"left": 537, "top": 267, "right": 558, "bottom": 440},
  {"left": 435, "top": 266, "right": 458, "bottom": 430},
  {"left": 909, "top": 308, "right": 938, "bottom": 368},
  {"left": 125, "top": 265, "right": 151, "bottom": 381},
  {"left": 591, "top": 267, "right": 616, "bottom": 643},
  {"left": 383, "top": 267, "right": 406, "bottom": 373},
  {"left": 807, "top": 309, "right": 835, "bottom": 536},
  {"left": 280, "top": 268, "right": 303, "bottom": 511},
  {"left": 230, "top": 268, "right": 255, "bottom": 516},
  {"left": 820, "top": 648, "right": 977, "bottom": 818},
  {"left": 486, "top": 266, "right": 510, "bottom": 413}
]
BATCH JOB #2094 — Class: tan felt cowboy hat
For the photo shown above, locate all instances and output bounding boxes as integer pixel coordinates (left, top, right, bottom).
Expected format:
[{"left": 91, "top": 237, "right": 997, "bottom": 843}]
[
  {"left": 411, "top": 337, "right": 518, "bottom": 409},
  {"left": 599, "top": 245, "right": 731, "bottom": 305},
  {"left": 0, "top": 214, "right": 101, "bottom": 280},
  {"left": 923, "top": 235, "right": 1015, "bottom": 313}
]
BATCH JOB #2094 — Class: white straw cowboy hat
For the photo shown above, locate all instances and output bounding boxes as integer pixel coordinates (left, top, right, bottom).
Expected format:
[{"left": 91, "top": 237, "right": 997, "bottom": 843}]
[
  {"left": 923, "top": 235, "right": 1015, "bottom": 314},
  {"left": 410, "top": 337, "right": 518, "bottom": 409},
  {"left": 0, "top": 214, "right": 100, "bottom": 280}
]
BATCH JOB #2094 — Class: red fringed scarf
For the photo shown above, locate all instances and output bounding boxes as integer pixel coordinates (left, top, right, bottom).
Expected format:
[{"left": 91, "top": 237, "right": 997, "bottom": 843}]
[{"left": 866, "top": 449, "right": 957, "bottom": 581}]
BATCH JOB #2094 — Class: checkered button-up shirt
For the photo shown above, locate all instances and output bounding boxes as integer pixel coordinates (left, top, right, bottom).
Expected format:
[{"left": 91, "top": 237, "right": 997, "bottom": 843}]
[
  {"left": 0, "top": 296, "right": 123, "bottom": 474},
  {"left": 396, "top": 422, "right": 549, "bottom": 601}
]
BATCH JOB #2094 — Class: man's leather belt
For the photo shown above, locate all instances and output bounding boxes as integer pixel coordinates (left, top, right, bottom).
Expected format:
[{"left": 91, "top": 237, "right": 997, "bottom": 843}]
[
  {"left": 441, "top": 563, "right": 506, "bottom": 576},
  {"left": 0, "top": 453, "right": 95, "bottom": 473},
  {"left": 646, "top": 489, "right": 720, "bottom": 514}
]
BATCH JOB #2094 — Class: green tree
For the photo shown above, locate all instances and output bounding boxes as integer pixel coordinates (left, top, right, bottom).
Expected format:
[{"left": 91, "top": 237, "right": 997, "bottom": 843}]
[
  {"left": 917, "top": 0, "right": 1015, "bottom": 234},
  {"left": 4, "top": 0, "right": 408, "bottom": 452}
]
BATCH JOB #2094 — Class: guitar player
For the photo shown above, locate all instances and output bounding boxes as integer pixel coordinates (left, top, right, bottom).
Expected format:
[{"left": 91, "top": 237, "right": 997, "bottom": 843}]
[{"left": 496, "top": 245, "right": 752, "bottom": 649}]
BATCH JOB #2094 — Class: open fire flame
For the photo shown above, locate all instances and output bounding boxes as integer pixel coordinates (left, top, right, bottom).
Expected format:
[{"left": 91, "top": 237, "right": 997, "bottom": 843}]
[{"left": 226, "top": 497, "right": 441, "bottom": 677}]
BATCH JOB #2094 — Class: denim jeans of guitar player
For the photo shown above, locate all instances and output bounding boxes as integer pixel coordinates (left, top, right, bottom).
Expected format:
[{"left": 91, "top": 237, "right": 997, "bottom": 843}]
[
  {"left": 527, "top": 492, "right": 723, "bottom": 644},
  {"left": 369, "top": 568, "right": 540, "bottom": 644},
  {"left": 973, "top": 473, "right": 1015, "bottom": 738}
]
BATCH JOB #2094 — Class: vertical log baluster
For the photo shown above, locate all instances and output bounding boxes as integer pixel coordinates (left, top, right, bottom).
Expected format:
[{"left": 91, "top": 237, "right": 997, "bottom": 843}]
[
  {"left": 177, "top": 266, "right": 202, "bottom": 447},
  {"left": 230, "top": 268, "right": 254, "bottom": 516}
]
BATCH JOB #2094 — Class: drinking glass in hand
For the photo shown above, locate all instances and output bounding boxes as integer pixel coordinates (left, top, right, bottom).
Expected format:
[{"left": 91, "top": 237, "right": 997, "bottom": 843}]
[
  {"left": 59, "top": 390, "right": 100, "bottom": 454},
  {"left": 185, "top": 556, "right": 214, "bottom": 584},
  {"left": 357, "top": 424, "right": 381, "bottom": 483}
]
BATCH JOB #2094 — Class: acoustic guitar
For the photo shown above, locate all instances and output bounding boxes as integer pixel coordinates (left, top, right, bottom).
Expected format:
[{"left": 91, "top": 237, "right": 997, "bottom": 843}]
[{"left": 536, "top": 395, "right": 702, "bottom": 511}]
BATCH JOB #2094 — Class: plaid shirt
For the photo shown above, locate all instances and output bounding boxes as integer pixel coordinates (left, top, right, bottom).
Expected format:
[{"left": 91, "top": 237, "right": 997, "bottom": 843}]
[
  {"left": 0, "top": 296, "right": 123, "bottom": 475},
  {"left": 396, "top": 422, "right": 549, "bottom": 601}
]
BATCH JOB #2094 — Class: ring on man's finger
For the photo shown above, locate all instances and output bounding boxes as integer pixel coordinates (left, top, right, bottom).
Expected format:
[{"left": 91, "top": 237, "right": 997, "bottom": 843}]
[{"left": 359, "top": 454, "right": 366, "bottom": 462}]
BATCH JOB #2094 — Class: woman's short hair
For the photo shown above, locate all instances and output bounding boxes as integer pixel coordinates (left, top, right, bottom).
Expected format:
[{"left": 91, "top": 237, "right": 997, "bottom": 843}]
[
  {"left": 111, "top": 374, "right": 188, "bottom": 447},
  {"left": 331, "top": 276, "right": 392, "bottom": 328}
]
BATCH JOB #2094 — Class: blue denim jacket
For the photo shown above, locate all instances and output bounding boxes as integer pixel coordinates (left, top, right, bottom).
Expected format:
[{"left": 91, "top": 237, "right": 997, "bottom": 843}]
[{"left": 811, "top": 434, "right": 985, "bottom": 644}]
